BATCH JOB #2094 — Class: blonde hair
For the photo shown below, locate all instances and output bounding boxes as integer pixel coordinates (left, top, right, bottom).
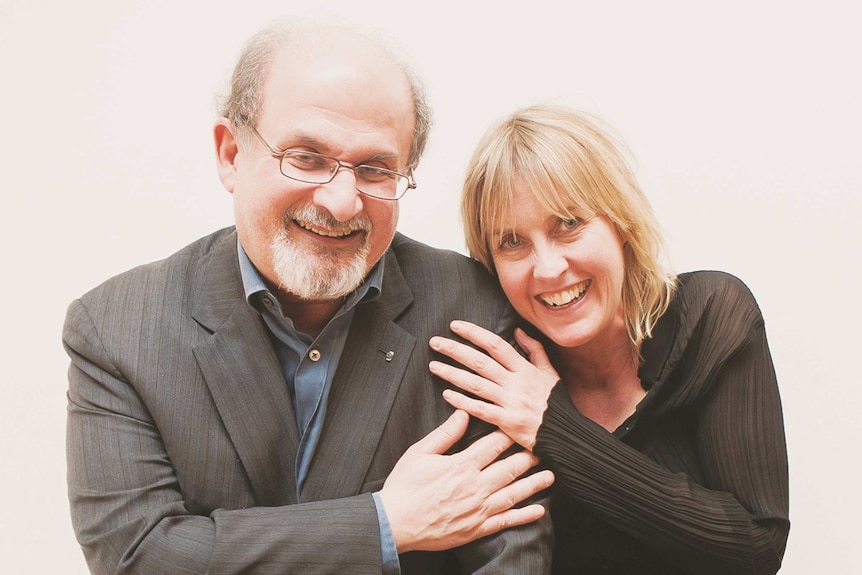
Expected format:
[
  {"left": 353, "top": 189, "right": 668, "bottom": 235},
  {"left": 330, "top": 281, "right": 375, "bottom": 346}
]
[{"left": 462, "top": 104, "right": 676, "bottom": 351}]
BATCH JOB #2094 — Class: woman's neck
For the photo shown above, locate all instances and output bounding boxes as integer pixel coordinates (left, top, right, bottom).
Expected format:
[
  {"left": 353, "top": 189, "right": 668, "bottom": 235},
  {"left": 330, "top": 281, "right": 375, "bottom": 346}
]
[{"left": 551, "top": 335, "right": 644, "bottom": 432}]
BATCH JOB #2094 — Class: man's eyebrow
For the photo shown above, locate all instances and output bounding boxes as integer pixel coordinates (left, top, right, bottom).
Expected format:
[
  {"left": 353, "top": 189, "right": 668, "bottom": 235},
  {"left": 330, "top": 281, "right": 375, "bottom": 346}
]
[
  {"left": 274, "top": 134, "right": 324, "bottom": 153},
  {"left": 362, "top": 152, "right": 401, "bottom": 164},
  {"left": 285, "top": 134, "right": 401, "bottom": 163}
]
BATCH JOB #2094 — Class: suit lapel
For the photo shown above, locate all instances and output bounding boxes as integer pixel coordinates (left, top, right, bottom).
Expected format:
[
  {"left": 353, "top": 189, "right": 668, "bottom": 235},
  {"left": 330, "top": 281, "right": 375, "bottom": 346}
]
[
  {"left": 190, "top": 231, "right": 299, "bottom": 505},
  {"left": 300, "top": 249, "right": 415, "bottom": 501}
]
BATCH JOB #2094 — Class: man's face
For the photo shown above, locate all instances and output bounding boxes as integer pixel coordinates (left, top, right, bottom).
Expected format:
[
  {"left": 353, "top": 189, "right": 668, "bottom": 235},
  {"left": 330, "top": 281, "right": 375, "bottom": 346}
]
[{"left": 219, "top": 42, "right": 415, "bottom": 303}]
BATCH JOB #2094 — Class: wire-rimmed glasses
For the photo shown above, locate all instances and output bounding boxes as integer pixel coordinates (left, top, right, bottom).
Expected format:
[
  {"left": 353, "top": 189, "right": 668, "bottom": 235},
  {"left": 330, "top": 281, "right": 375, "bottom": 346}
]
[{"left": 247, "top": 124, "right": 416, "bottom": 200}]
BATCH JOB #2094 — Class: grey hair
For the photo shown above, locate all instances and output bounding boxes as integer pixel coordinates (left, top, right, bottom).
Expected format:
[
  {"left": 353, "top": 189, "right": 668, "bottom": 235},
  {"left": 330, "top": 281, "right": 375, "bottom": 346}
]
[{"left": 218, "top": 24, "right": 432, "bottom": 167}]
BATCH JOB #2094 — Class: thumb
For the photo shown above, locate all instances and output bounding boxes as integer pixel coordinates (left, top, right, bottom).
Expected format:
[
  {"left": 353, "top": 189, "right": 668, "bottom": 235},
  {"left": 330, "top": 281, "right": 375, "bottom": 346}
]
[
  {"left": 410, "top": 409, "right": 469, "bottom": 455},
  {"left": 515, "top": 328, "right": 556, "bottom": 373}
]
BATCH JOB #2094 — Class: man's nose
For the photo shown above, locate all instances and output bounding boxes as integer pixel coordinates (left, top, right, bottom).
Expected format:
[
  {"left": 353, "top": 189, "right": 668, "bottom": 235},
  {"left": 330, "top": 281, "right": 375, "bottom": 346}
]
[{"left": 312, "top": 168, "right": 364, "bottom": 222}]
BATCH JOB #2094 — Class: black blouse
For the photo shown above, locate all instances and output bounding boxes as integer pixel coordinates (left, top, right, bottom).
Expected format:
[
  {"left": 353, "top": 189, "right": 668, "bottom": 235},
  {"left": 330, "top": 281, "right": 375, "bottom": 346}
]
[{"left": 534, "top": 271, "right": 790, "bottom": 574}]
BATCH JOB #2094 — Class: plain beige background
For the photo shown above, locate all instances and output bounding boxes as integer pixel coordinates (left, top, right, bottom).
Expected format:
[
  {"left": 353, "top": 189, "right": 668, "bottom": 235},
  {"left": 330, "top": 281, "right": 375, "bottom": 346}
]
[{"left": 1, "top": 1, "right": 858, "bottom": 573}]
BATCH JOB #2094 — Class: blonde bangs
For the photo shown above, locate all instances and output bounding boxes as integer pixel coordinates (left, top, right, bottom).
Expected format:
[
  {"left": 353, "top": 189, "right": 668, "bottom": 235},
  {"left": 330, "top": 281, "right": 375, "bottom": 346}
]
[{"left": 462, "top": 122, "right": 515, "bottom": 271}]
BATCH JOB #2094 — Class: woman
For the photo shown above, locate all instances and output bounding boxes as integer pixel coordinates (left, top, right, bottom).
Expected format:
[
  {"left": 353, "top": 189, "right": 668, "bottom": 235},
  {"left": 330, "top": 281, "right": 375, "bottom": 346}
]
[{"left": 428, "top": 105, "right": 789, "bottom": 574}]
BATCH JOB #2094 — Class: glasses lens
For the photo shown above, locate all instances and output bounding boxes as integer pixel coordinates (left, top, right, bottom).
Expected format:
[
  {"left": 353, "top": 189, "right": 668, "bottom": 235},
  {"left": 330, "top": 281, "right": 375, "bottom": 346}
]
[
  {"left": 354, "top": 166, "right": 408, "bottom": 199},
  {"left": 280, "top": 151, "right": 337, "bottom": 184},
  {"left": 278, "top": 150, "right": 411, "bottom": 199}
]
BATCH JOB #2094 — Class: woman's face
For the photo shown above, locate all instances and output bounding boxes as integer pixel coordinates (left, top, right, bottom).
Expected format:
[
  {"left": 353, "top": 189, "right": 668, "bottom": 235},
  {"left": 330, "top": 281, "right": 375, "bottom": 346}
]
[{"left": 490, "top": 178, "right": 628, "bottom": 353}]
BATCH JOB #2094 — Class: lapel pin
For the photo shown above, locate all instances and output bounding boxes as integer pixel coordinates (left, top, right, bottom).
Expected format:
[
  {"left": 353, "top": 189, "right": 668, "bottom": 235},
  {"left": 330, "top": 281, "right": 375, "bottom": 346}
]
[{"left": 384, "top": 350, "right": 395, "bottom": 362}]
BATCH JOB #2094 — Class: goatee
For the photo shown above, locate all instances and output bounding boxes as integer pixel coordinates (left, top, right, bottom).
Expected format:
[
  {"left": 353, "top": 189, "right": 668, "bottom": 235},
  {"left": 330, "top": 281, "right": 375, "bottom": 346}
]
[{"left": 271, "top": 205, "right": 372, "bottom": 300}]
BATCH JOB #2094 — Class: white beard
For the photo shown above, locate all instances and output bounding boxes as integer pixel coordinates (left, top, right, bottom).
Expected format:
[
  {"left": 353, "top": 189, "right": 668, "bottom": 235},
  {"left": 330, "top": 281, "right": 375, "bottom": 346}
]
[{"left": 271, "top": 205, "right": 372, "bottom": 301}]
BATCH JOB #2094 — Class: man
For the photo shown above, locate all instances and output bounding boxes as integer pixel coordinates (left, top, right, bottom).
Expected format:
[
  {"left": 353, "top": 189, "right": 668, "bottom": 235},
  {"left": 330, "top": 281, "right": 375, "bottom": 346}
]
[{"left": 63, "top": 23, "right": 553, "bottom": 575}]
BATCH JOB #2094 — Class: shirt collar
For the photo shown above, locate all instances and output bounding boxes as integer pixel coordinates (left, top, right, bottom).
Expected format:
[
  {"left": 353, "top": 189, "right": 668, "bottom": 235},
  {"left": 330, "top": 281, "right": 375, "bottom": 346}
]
[{"left": 237, "top": 237, "right": 384, "bottom": 314}]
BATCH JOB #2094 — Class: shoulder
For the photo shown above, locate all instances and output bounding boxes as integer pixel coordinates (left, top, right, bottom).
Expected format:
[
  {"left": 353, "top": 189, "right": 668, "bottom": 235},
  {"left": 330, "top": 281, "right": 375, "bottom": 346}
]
[
  {"left": 640, "top": 270, "right": 766, "bottom": 390},
  {"left": 673, "top": 270, "right": 763, "bottom": 330},
  {"left": 388, "top": 232, "right": 502, "bottom": 291},
  {"left": 384, "top": 232, "right": 511, "bottom": 321},
  {"left": 69, "top": 227, "right": 237, "bottom": 322},
  {"left": 676, "top": 270, "right": 756, "bottom": 300},
  {"left": 80, "top": 228, "right": 234, "bottom": 294},
  {"left": 389, "top": 232, "right": 482, "bottom": 267}
]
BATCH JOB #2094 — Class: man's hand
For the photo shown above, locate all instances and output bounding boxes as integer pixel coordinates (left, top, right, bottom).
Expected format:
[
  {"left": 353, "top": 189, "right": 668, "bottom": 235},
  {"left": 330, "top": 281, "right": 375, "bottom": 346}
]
[{"left": 379, "top": 409, "right": 554, "bottom": 553}]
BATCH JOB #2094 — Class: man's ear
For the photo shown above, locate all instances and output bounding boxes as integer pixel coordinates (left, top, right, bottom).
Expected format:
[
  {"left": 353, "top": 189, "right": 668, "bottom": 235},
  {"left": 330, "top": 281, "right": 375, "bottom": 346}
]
[{"left": 214, "top": 118, "right": 239, "bottom": 193}]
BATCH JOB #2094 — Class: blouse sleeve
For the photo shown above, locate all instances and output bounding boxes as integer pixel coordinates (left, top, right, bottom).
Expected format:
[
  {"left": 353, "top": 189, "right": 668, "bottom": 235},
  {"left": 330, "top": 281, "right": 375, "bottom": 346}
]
[{"left": 533, "top": 274, "right": 790, "bottom": 575}]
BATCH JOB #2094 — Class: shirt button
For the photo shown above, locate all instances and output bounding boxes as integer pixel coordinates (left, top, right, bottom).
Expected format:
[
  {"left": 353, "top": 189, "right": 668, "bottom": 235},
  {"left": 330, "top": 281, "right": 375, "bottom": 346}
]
[{"left": 309, "top": 349, "right": 321, "bottom": 362}]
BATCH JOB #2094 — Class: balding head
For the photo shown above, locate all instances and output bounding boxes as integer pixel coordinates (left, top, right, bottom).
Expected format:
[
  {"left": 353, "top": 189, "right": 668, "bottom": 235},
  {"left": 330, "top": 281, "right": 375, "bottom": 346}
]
[{"left": 220, "top": 24, "right": 432, "bottom": 167}]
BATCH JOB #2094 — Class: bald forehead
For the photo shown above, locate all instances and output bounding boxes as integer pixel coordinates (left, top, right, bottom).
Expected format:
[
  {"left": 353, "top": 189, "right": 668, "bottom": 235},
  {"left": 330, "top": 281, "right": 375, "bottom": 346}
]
[
  {"left": 260, "top": 28, "right": 415, "bottom": 128},
  {"left": 273, "top": 27, "right": 408, "bottom": 85},
  {"left": 253, "top": 26, "right": 416, "bottom": 167}
]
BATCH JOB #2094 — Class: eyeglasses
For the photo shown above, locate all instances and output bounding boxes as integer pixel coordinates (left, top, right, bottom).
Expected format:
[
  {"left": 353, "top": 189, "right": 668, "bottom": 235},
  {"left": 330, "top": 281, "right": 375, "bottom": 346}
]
[{"left": 247, "top": 124, "right": 417, "bottom": 200}]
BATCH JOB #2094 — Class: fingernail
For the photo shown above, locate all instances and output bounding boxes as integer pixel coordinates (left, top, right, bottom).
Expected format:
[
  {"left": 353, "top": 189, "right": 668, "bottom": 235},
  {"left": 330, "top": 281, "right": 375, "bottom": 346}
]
[{"left": 450, "top": 320, "right": 464, "bottom": 331}]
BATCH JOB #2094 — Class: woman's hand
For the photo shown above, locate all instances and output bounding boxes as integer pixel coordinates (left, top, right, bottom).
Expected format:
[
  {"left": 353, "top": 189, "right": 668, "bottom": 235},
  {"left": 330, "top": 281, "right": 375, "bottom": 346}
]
[{"left": 429, "top": 321, "right": 560, "bottom": 451}]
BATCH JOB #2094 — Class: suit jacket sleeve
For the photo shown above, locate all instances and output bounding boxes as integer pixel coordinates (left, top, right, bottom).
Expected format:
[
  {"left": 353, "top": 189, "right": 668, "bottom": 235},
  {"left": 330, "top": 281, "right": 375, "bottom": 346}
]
[{"left": 65, "top": 296, "right": 385, "bottom": 575}]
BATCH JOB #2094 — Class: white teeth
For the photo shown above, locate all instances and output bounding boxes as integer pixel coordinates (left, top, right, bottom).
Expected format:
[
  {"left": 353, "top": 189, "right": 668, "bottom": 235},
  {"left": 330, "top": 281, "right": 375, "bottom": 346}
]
[
  {"left": 538, "top": 280, "right": 590, "bottom": 308},
  {"left": 297, "top": 221, "right": 353, "bottom": 238}
]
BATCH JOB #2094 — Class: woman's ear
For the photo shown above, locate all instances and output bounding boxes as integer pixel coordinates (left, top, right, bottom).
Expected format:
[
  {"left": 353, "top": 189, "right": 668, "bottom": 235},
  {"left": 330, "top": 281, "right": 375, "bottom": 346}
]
[{"left": 214, "top": 118, "right": 239, "bottom": 193}]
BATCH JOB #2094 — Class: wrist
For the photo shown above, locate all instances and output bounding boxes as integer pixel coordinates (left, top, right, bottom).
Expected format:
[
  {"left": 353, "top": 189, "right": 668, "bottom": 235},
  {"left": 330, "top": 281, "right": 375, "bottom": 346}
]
[{"left": 378, "top": 488, "right": 414, "bottom": 553}]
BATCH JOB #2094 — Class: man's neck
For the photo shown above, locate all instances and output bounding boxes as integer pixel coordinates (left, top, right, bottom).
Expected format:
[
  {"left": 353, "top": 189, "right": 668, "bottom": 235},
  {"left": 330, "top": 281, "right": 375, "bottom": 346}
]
[{"left": 277, "top": 295, "right": 344, "bottom": 339}]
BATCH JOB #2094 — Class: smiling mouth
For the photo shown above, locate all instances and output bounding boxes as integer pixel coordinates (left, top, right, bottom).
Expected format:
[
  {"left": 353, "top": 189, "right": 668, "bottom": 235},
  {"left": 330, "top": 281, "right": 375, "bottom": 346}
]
[
  {"left": 537, "top": 279, "right": 591, "bottom": 308},
  {"left": 295, "top": 219, "right": 360, "bottom": 239}
]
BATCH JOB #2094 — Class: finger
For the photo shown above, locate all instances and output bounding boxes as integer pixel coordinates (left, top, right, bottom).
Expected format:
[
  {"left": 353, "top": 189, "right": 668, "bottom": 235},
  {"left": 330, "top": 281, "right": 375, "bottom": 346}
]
[
  {"left": 478, "top": 449, "right": 542, "bottom": 491},
  {"left": 441, "top": 389, "right": 505, "bottom": 428},
  {"left": 409, "top": 409, "right": 469, "bottom": 455},
  {"left": 479, "top": 503, "right": 547, "bottom": 536},
  {"left": 513, "top": 328, "right": 555, "bottom": 370},
  {"left": 471, "top": 469, "right": 555, "bottom": 539},
  {"left": 481, "top": 468, "right": 555, "bottom": 518},
  {"left": 430, "top": 360, "right": 506, "bottom": 404},
  {"left": 457, "top": 429, "right": 514, "bottom": 469},
  {"left": 429, "top": 335, "right": 511, "bottom": 384},
  {"left": 448, "top": 320, "right": 529, "bottom": 372}
]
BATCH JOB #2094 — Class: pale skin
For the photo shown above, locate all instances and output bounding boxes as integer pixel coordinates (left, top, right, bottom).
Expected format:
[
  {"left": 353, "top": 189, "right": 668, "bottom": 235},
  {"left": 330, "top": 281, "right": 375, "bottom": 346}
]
[
  {"left": 430, "top": 324, "right": 559, "bottom": 451},
  {"left": 430, "top": 321, "right": 643, "bottom": 447},
  {"left": 380, "top": 409, "right": 553, "bottom": 552},
  {"left": 430, "top": 183, "right": 646, "bottom": 446},
  {"left": 215, "top": 32, "right": 553, "bottom": 552}
]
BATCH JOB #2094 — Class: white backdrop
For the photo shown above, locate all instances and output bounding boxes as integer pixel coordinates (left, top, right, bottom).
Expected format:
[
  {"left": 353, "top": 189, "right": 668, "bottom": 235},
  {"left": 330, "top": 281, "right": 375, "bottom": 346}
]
[{"left": 1, "top": 1, "right": 858, "bottom": 573}]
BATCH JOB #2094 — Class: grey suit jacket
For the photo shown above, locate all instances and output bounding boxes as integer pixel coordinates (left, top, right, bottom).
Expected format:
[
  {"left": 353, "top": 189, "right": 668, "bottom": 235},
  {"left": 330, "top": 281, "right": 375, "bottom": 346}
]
[{"left": 64, "top": 228, "right": 552, "bottom": 574}]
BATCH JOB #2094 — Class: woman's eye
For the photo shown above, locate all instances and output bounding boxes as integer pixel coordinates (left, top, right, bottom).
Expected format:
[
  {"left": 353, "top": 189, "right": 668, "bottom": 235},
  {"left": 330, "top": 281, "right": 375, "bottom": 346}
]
[
  {"left": 561, "top": 217, "right": 580, "bottom": 230},
  {"left": 501, "top": 235, "right": 521, "bottom": 249}
]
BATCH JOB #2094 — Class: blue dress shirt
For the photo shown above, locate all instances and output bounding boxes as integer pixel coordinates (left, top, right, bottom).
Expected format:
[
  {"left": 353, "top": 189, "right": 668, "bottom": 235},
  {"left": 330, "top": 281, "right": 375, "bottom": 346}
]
[{"left": 238, "top": 241, "right": 400, "bottom": 574}]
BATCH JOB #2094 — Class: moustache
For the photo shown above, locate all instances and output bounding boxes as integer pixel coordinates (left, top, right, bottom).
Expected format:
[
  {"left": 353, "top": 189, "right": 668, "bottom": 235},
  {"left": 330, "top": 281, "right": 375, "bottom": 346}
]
[{"left": 282, "top": 205, "right": 372, "bottom": 234}]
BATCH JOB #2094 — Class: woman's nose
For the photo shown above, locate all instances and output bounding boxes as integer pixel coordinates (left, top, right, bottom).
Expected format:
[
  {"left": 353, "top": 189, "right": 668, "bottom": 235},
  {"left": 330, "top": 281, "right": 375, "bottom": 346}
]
[{"left": 532, "top": 244, "right": 568, "bottom": 280}]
